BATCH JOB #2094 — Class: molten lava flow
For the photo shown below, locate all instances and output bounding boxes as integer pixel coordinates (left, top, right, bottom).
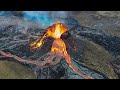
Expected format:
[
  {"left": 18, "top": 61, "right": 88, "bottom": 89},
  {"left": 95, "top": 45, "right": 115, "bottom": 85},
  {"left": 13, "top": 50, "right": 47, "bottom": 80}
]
[
  {"left": 46, "top": 23, "right": 67, "bottom": 39},
  {"left": 30, "top": 23, "right": 94, "bottom": 79},
  {"left": 30, "top": 33, "right": 47, "bottom": 50},
  {"left": 30, "top": 23, "right": 67, "bottom": 50},
  {"left": 51, "top": 38, "right": 67, "bottom": 56},
  {"left": 51, "top": 38, "right": 94, "bottom": 79}
]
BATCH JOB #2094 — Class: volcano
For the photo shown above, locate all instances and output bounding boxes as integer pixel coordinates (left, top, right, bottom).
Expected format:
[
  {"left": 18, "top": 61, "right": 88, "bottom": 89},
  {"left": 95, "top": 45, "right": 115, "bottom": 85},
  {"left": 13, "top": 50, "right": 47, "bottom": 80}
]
[
  {"left": 0, "top": 22, "right": 95, "bottom": 79},
  {"left": 0, "top": 16, "right": 116, "bottom": 79}
]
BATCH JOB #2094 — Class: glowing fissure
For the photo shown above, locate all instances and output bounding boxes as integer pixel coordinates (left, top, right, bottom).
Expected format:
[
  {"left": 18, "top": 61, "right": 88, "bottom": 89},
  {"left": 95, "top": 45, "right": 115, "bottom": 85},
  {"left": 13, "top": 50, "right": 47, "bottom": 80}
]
[{"left": 30, "top": 23, "right": 94, "bottom": 79}]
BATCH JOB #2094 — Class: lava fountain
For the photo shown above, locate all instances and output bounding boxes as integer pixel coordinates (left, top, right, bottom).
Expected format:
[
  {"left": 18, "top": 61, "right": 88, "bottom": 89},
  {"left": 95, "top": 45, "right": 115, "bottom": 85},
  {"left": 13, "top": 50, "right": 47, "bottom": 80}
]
[{"left": 30, "top": 23, "right": 94, "bottom": 79}]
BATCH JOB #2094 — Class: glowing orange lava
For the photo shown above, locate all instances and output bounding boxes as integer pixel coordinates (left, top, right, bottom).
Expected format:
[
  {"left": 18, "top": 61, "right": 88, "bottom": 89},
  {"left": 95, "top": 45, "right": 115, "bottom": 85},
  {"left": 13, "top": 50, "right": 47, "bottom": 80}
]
[
  {"left": 47, "top": 22, "right": 67, "bottom": 39},
  {"left": 30, "top": 23, "right": 67, "bottom": 50},
  {"left": 30, "top": 23, "right": 94, "bottom": 79}
]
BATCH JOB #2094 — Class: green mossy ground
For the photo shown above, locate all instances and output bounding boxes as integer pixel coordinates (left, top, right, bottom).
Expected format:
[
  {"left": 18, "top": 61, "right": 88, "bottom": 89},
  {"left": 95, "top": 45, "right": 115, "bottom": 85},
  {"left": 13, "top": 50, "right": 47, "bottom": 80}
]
[{"left": 0, "top": 61, "right": 36, "bottom": 79}]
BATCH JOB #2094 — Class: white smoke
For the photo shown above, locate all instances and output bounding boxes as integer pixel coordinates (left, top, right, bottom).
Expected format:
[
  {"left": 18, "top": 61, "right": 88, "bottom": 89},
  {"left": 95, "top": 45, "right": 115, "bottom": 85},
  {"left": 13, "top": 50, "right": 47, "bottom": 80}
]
[
  {"left": 49, "top": 11, "right": 72, "bottom": 25},
  {"left": 23, "top": 11, "right": 72, "bottom": 28},
  {"left": 50, "top": 11, "right": 71, "bottom": 18}
]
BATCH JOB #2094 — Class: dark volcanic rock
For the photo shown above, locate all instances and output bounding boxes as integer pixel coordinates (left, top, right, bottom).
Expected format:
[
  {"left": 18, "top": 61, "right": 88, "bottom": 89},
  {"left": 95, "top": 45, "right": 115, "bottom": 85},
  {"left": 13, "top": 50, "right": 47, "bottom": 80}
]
[
  {"left": 31, "top": 58, "right": 108, "bottom": 79},
  {"left": 71, "top": 37, "right": 117, "bottom": 79},
  {"left": 70, "top": 25, "right": 120, "bottom": 56},
  {"left": 79, "top": 33, "right": 120, "bottom": 56},
  {"left": 0, "top": 14, "right": 118, "bottom": 79}
]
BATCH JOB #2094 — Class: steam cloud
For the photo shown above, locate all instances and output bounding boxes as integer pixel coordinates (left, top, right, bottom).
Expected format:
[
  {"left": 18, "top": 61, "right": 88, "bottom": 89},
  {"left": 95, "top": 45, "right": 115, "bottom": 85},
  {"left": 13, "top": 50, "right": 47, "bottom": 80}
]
[
  {"left": 23, "top": 11, "right": 72, "bottom": 28},
  {"left": 0, "top": 11, "right": 72, "bottom": 28},
  {"left": 0, "top": 11, "right": 12, "bottom": 16}
]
